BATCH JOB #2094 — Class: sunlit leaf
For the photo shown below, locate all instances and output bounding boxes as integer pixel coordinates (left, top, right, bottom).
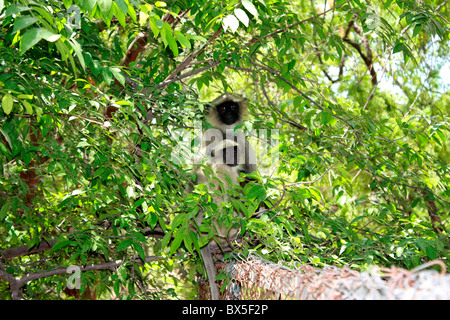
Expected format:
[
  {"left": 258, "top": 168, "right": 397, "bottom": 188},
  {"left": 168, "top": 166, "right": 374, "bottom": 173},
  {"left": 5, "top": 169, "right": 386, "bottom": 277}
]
[
  {"left": 2, "top": 93, "right": 13, "bottom": 115},
  {"left": 234, "top": 8, "right": 249, "bottom": 27},
  {"left": 223, "top": 14, "right": 240, "bottom": 33}
]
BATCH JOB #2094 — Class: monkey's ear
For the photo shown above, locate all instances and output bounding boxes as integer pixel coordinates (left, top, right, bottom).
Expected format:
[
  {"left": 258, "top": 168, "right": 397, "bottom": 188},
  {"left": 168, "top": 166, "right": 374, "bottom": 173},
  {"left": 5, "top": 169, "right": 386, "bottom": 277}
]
[{"left": 205, "top": 103, "right": 214, "bottom": 114}]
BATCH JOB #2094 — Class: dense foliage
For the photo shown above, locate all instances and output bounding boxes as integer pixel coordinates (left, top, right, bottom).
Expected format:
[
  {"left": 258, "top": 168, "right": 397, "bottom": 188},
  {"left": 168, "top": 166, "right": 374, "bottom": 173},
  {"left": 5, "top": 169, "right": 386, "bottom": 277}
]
[{"left": 0, "top": 0, "right": 448, "bottom": 299}]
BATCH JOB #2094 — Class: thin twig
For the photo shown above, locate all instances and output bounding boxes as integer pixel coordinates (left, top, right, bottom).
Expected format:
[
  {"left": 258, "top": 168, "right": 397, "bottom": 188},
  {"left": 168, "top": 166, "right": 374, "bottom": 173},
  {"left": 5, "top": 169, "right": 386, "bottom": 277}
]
[{"left": 162, "top": 26, "right": 223, "bottom": 84}]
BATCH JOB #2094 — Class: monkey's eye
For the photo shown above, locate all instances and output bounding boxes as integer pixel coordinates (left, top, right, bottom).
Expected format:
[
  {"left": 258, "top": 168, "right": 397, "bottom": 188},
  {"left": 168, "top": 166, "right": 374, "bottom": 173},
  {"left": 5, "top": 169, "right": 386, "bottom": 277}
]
[{"left": 217, "top": 106, "right": 226, "bottom": 113}]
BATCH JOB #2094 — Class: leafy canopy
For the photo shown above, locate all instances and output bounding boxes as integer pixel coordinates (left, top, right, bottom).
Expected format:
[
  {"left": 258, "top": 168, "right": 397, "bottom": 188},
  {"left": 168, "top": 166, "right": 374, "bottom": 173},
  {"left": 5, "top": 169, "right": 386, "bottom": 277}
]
[{"left": 0, "top": 0, "right": 448, "bottom": 299}]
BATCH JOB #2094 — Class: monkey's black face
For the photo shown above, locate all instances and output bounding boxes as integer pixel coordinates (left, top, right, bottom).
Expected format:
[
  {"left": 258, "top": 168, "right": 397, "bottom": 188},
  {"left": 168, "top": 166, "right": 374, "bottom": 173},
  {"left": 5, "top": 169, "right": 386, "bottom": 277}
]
[{"left": 216, "top": 101, "right": 240, "bottom": 125}]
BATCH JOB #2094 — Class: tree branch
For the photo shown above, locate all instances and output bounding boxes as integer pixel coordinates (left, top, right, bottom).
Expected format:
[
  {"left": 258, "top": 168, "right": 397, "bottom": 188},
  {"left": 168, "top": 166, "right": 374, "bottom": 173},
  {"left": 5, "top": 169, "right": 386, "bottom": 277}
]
[
  {"left": 153, "top": 60, "right": 221, "bottom": 90},
  {"left": 120, "top": 32, "right": 150, "bottom": 67},
  {"left": 1, "top": 253, "right": 174, "bottom": 299},
  {"left": 0, "top": 227, "right": 166, "bottom": 260},
  {"left": 259, "top": 75, "right": 308, "bottom": 131},
  {"left": 0, "top": 239, "right": 58, "bottom": 260},
  {"left": 161, "top": 26, "right": 223, "bottom": 85},
  {"left": 342, "top": 21, "right": 377, "bottom": 85},
  {"left": 120, "top": 11, "right": 185, "bottom": 68}
]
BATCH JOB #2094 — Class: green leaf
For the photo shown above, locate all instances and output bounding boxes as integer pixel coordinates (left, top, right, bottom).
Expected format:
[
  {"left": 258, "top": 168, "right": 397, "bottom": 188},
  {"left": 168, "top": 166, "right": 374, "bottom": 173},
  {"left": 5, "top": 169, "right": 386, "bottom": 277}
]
[
  {"left": 20, "top": 28, "right": 42, "bottom": 54},
  {"left": 169, "top": 228, "right": 184, "bottom": 254},
  {"left": 20, "top": 28, "right": 61, "bottom": 54},
  {"left": 68, "top": 38, "right": 86, "bottom": 71},
  {"left": 147, "top": 212, "right": 158, "bottom": 229},
  {"left": 183, "top": 233, "right": 193, "bottom": 254},
  {"left": 127, "top": 2, "right": 137, "bottom": 22},
  {"left": 0, "top": 129, "right": 12, "bottom": 149},
  {"left": 155, "top": 19, "right": 164, "bottom": 29},
  {"left": 246, "top": 185, "right": 266, "bottom": 200},
  {"left": 349, "top": 215, "right": 366, "bottom": 227},
  {"left": 31, "top": 6, "right": 54, "bottom": 24},
  {"left": 132, "top": 198, "right": 145, "bottom": 209},
  {"left": 164, "top": 24, "right": 178, "bottom": 57},
  {"left": 114, "top": 100, "right": 132, "bottom": 106},
  {"left": 39, "top": 29, "right": 61, "bottom": 42},
  {"left": 2, "top": 93, "right": 13, "bottom": 115},
  {"left": 175, "top": 31, "right": 191, "bottom": 49},
  {"left": 22, "top": 101, "right": 33, "bottom": 115},
  {"left": 384, "top": 0, "right": 394, "bottom": 8},
  {"left": 308, "top": 187, "right": 322, "bottom": 201},
  {"left": 112, "top": 1, "right": 126, "bottom": 27},
  {"left": 83, "top": 0, "right": 97, "bottom": 14},
  {"left": 50, "top": 239, "right": 71, "bottom": 252},
  {"left": 215, "top": 272, "right": 228, "bottom": 281},
  {"left": 97, "top": 0, "right": 112, "bottom": 17},
  {"left": 110, "top": 67, "right": 125, "bottom": 86},
  {"left": 172, "top": 213, "right": 186, "bottom": 228},
  {"left": 62, "top": 0, "right": 72, "bottom": 8},
  {"left": 321, "top": 111, "right": 334, "bottom": 125},
  {"left": 293, "top": 96, "right": 305, "bottom": 112},
  {"left": 396, "top": 246, "right": 404, "bottom": 258},
  {"left": 117, "top": 238, "right": 133, "bottom": 251},
  {"left": 160, "top": 24, "right": 168, "bottom": 47},
  {"left": 114, "top": 0, "right": 128, "bottom": 14},
  {"left": 101, "top": 67, "right": 113, "bottom": 85},
  {"left": 412, "top": 24, "right": 422, "bottom": 37},
  {"left": 425, "top": 245, "right": 437, "bottom": 259},
  {"left": 149, "top": 18, "right": 160, "bottom": 38},
  {"left": 416, "top": 132, "right": 428, "bottom": 147},
  {"left": 12, "top": 16, "right": 38, "bottom": 34},
  {"left": 93, "top": 167, "right": 106, "bottom": 179},
  {"left": 21, "top": 150, "right": 32, "bottom": 166},
  {"left": 5, "top": 4, "right": 30, "bottom": 17},
  {"left": 114, "top": 279, "right": 120, "bottom": 296},
  {"left": 132, "top": 242, "right": 146, "bottom": 261},
  {"left": 17, "top": 94, "right": 34, "bottom": 99},
  {"left": 393, "top": 42, "right": 404, "bottom": 54},
  {"left": 160, "top": 231, "right": 172, "bottom": 248},
  {"left": 0, "top": 201, "right": 10, "bottom": 221}
]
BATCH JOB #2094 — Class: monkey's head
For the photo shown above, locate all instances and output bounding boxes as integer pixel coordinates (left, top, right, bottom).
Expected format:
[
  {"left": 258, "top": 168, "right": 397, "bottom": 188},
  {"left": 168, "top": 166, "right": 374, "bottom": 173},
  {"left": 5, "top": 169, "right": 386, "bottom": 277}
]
[
  {"left": 208, "top": 93, "right": 247, "bottom": 131},
  {"left": 209, "top": 139, "right": 246, "bottom": 189},
  {"left": 216, "top": 100, "right": 240, "bottom": 125}
]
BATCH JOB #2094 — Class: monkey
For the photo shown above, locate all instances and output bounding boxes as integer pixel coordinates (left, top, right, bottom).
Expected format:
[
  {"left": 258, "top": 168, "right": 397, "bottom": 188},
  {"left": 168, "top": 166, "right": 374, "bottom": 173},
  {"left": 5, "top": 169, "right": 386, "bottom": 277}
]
[
  {"left": 198, "top": 139, "right": 244, "bottom": 189},
  {"left": 189, "top": 93, "right": 259, "bottom": 300},
  {"left": 195, "top": 139, "right": 247, "bottom": 250},
  {"left": 193, "top": 139, "right": 248, "bottom": 300},
  {"left": 202, "top": 93, "right": 257, "bottom": 176}
]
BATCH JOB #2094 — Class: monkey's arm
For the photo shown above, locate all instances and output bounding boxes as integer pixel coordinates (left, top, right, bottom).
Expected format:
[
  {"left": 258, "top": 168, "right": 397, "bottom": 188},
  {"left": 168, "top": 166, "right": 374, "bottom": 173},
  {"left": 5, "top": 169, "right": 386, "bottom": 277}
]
[{"left": 200, "top": 244, "right": 220, "bottom": 300}]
